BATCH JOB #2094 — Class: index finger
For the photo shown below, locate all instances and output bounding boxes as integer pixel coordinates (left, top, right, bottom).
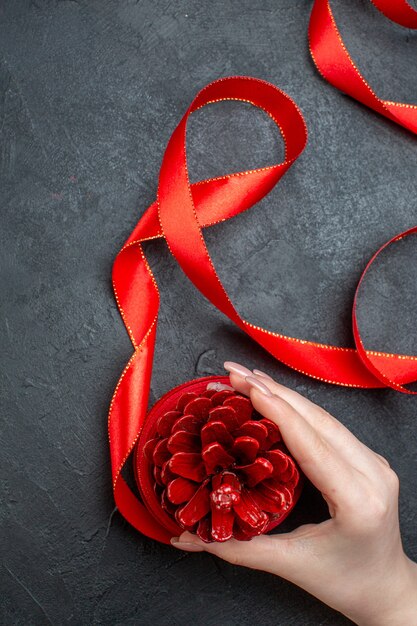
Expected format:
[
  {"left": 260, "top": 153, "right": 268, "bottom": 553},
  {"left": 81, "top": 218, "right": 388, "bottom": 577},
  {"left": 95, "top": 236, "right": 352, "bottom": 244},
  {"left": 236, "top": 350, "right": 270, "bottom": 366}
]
[
  {"left": 245, "top": 382, "right": 364, "bottom": 512},
  {"left": 225, "top": 362, "right": 384, "bottom": 478}
]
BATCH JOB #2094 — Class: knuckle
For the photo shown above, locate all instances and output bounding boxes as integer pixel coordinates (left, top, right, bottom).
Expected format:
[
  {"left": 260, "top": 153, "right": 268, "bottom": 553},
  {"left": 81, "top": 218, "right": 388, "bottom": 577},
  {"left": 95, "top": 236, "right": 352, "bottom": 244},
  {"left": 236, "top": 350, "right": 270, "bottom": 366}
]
[
  {"left": 375, "top": 452, "right": 391, "bottom": 468},
  {"left": 313, "top": 407, "right": 331, "bottom": 427},
  {"left": 226, "top": 552, "right": 242, "bottom": 566},
  {"left": 295, "top": 432, "right": 331, "bottom": 468},
  {"left": 213, "top": 544, "right": 243, "bottom": 566},
  {"left": 371, "top": 455, "right": 399, "bottom": 495},
  {"left": 309, "top": 434, "right": 330, "bottom": 461},
  {"left": 343, "top": 481, "right": 393, "bottom": 532},
  {"left": 316, "top": 408, "right": 348, "bottom": 438},
  {"left": 355, "top": 492, "right": 391, "bottom": 530},
  {"left": 384, "top": 467, "right": 400, "bottom": 493},
  {"left": 314, "top": 407, "right": 339, "bottom": 432}
]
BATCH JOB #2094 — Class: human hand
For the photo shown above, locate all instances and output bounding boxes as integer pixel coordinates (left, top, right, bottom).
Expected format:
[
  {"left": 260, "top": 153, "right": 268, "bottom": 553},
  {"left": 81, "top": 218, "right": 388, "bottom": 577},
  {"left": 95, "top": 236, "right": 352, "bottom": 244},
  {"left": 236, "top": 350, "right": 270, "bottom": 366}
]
[{"left": 171, "top": 362, "right": 417, "bottom": 626}]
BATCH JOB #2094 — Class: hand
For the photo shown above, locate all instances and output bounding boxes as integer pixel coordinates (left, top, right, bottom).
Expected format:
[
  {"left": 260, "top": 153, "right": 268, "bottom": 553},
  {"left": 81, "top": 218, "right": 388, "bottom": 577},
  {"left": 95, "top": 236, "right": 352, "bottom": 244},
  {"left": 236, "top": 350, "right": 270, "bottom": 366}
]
[{"left": 171, "top": 362, "right": 417, "bottom": 626}]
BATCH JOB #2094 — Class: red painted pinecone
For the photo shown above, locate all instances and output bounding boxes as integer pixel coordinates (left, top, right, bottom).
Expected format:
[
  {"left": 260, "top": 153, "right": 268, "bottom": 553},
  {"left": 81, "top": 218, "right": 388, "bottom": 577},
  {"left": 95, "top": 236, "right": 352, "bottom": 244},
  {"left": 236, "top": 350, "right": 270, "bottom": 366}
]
[{"left": 144, "top": 387, "right": 300, "bottom": 542}]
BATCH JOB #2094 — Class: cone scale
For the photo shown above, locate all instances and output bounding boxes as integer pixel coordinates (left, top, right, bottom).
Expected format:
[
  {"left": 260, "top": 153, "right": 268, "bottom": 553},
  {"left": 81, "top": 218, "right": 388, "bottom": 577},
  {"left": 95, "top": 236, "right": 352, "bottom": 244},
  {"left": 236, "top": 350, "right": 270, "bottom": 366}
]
[{"left": 135, "top": 376, "right": 303, "bottom": 542}]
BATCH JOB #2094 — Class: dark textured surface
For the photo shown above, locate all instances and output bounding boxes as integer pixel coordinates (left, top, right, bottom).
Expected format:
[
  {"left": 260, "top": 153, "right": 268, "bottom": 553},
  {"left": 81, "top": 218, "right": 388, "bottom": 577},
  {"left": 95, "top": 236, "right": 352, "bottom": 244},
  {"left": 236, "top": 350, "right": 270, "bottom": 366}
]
[{"left": 1, "top": 1, "right": 416, "bottom": 624}]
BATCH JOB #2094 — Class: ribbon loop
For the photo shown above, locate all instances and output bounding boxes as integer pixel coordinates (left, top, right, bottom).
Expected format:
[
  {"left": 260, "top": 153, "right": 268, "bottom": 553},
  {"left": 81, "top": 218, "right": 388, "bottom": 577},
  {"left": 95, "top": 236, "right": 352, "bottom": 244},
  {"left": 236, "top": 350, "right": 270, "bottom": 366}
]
[
  {"left": 371, "top": 0, "right": 417, "bottom": 28},
  {"left": 353, "top": 227, "right": 417, "bottom": 395},
  {"left": 309, "top": 0, "right": 417, "bottom": 134}
]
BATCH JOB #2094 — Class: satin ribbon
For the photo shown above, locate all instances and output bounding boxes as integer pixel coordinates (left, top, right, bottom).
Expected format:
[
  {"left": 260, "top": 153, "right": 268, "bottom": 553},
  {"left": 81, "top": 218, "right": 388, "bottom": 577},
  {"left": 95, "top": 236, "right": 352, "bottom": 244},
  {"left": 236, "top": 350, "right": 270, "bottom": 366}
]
[
  {"left": 309, "top": 0, "right": 417, "bottom": 134},
  {"left": 109, "top": 77, "right": 417, "bottom": 543}
]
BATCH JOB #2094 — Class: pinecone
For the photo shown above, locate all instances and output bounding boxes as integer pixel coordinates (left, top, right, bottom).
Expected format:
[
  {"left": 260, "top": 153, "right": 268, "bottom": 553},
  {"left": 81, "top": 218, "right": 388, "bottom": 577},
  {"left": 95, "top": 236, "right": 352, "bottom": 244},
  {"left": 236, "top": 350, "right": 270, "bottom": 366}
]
[{"left": 142, "top": 385, "right": 301, "bottom": 542}]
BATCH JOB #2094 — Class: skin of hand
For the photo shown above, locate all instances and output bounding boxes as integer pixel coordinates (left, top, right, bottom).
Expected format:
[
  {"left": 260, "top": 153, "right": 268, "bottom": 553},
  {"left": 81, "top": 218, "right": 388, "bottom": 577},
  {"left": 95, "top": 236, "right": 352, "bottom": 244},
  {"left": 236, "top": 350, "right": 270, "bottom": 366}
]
[{"left": 171, "top": 362, "right": 417, "bottom": 626}]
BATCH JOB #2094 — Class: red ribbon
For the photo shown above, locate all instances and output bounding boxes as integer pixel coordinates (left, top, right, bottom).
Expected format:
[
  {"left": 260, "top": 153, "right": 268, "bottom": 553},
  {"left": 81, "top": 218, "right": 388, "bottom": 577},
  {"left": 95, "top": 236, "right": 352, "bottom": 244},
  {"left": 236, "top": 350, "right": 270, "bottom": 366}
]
[
  {"left": 309, "top": 0, "right": 417, "bottom": 134},
  {"left": 109, "top": 76, "right": 417, "bottom": 543}
]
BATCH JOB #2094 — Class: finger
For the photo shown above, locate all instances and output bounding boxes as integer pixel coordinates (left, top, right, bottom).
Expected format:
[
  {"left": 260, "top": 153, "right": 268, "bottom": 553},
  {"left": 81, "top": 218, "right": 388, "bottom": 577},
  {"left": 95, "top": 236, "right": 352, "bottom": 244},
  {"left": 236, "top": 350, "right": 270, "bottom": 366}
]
[
  {"left": 226, "top": 362, "right": 364, "bottom": 452},
  {"left": 171, "top": 530, "right": 303, "bottom": 578},
  {"left": 243, "top": 383, "right": 364, "bottom": 510},
  {"left": 225, "top": 362, "right": 385, "bottom": 478},
  {"left": 252, "top": 371, "right": 384, "bottom": 471},
  {"left": 254, "top": 368, "right": 333, "bottom": 418},
  {"left": 226, "top": 363, "right": 340, "bottom": 428},
  {"left": 252, "top": 370, "right": 393, "bottom": 479}
]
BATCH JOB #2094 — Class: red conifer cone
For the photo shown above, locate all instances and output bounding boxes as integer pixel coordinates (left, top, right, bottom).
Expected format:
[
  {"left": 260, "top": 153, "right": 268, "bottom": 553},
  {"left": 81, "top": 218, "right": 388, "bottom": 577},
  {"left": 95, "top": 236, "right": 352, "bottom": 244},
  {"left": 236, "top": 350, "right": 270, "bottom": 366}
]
[{"left": 135, "top": 376, "right": 303, "bottom": 543}]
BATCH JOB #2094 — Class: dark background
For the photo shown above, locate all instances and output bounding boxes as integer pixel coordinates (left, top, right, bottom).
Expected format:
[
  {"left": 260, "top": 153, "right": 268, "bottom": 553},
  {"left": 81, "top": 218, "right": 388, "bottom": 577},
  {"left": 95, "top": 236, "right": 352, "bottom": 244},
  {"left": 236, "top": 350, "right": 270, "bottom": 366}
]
[{"left": 1, "top": 1, "right": 416, "bottom": 624}]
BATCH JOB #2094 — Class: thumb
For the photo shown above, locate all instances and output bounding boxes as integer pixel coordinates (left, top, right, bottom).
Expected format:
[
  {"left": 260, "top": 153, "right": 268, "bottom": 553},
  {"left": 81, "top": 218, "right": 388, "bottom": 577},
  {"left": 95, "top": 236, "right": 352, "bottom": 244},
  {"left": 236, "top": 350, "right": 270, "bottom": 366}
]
[{"left": 170, "top": 530, "right": 300, "bottom": 576}]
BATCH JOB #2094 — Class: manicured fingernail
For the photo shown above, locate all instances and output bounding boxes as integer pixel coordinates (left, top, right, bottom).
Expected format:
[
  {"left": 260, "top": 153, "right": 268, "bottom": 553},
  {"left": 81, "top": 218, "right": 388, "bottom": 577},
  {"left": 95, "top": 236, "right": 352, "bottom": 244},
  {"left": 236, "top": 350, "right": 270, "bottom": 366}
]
[
  {"left": 245, "top": 375, "right": 273, "bottom": 396},
  {"left": 170, "top": 538, "right": 205, "bottom": 552},
  {"left": 224, "top": 361, "right": 252, "bottom": 378},
  {"left": 206, "top": 382, "right": 234, "bottom": 391},
  {"left": 253, "top": 369, "right": 273, "bottom": 380}
]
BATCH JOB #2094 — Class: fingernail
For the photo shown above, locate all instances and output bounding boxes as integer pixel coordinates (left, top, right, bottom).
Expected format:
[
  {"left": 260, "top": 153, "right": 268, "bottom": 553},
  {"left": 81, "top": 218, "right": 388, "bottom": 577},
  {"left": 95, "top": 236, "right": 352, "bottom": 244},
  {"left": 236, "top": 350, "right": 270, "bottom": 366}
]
[
  {"left": 170, "top": 538, "right": 205, "bottom": 552},
  {"left": 206, "top": 382, "right": 234, "bottom": 391},
  {"left": 253, "top": 369, "right": 273, "bottom": 380},
  {"left": 245, "top": 375, "right": 273, "bottom": 396},
  {"left": 224, "top": 361, "right": 252, "bottom": 378}
]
